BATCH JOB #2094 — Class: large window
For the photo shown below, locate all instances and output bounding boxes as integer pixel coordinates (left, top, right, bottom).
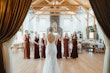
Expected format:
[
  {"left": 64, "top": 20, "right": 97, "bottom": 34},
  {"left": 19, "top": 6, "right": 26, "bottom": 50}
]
[
  {"left": 89, "top": 32, "right": 94, "bottom": 39},
  {"left": 62, "top": 18, "right": 73, "bottom": 36},
  {"left": 39, "top": 18, "right": 50, "bottom": 37}
]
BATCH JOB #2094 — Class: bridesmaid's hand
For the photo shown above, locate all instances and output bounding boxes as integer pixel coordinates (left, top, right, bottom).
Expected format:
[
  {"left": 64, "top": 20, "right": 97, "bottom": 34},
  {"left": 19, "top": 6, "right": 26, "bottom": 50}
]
[
  {"left": 34, "top": 41, "right": 38, "bottom": 45},
  {"left": 37, "top": 43, "right": 39, "bottom": 45},
  {"left": 41, "top": 43, "right": 44, "bottom": 46}
]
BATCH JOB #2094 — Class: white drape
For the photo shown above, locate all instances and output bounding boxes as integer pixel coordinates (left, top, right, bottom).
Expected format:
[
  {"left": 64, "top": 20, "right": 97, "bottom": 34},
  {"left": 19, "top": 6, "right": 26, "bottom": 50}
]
[
  {"left": 96, "top": 21, "right": 110, "bottom": 73},
  {"left": 2, "top": 36, "right": 15, "bottom": 73},
  {"left": 103, "top": 37, "right": 110, "bottom": 73}
]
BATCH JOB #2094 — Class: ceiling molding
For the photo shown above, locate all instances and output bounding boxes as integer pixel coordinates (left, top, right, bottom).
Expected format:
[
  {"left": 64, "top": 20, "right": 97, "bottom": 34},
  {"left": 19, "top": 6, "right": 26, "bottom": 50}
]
[
  {"left": 35, "top": 14, "right": 76, "bottom": 16},
  {"left": 31, "top": 0, "right": 91, "bottom": 14}
]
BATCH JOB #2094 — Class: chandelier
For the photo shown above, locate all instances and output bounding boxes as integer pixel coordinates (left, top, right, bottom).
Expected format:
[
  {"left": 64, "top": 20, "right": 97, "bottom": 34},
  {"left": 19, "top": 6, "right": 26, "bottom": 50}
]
[{"left": 45, "top": 0, "right": 64, "bottom": 5}]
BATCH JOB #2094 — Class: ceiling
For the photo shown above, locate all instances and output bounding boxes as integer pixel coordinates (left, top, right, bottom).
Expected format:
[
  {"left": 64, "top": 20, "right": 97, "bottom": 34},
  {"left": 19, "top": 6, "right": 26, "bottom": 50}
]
[{"left": 31, "top": 0, "right": 91, "bottom": 16}]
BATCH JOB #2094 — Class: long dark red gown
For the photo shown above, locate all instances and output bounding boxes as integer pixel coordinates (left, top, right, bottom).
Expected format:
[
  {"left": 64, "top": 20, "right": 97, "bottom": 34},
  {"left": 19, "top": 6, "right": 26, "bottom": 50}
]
[
  {"left": 24, "top": 35, "right": 30, "bottom": 59},
  {"left": 63, "top": 38, "right": 69, "bottom": 58},
  {"left": 57, "top": 39, "right": 62, "bottom": 58},
  {"left": 41, "top": 38, "right": 46, "bottom": 58},
  {"left": 71, "top": 38, "right": 78, "bottom": 58},
  {"left": 34, "top": 37, "right": 40, "bottom": 59}
]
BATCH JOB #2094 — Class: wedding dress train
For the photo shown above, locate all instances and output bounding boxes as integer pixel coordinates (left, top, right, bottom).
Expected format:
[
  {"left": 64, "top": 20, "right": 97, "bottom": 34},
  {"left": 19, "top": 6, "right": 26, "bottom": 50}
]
[{"left": 43, "top": 38, "right": 60, "bottom": 73}]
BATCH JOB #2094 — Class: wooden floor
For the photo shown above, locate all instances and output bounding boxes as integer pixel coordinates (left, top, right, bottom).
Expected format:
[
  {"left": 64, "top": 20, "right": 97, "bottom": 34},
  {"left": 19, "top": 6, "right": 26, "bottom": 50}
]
[{"left": 11, "top": 49, "right": 104, "bottom": 73}]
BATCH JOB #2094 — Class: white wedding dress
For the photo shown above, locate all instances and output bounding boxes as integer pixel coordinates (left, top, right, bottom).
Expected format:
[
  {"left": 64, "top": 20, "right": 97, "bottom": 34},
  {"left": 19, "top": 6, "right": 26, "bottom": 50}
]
[{"left": 43, "top": 36, "right": 60, "bottom": 73}]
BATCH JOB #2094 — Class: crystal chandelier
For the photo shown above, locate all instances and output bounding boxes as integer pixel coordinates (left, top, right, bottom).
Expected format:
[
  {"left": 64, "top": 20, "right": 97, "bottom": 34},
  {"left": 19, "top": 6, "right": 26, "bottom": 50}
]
[{"left": 45, "top": 0, "right": 64, "bottom": 5}]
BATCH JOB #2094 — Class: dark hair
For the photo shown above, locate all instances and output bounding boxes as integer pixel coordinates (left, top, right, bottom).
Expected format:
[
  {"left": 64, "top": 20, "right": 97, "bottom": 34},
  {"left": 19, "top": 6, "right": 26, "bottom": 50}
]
[{"left": 49, "top": 27, "right": 53, "bottom": 32}]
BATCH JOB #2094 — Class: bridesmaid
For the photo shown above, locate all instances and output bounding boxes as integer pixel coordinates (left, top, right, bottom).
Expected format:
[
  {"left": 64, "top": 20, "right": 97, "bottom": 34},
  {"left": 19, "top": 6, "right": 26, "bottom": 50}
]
[
  {"left": 34, "top": 32, "right": 40, "bottom": 59},
  {"left": 63, "top": 33, "right": 69, "bottom": 59},
  {"left": 56, "top": 34, "right": 62, "bottom": 58},
  {"left": 23, "top": 30, "right": 30, "bottom": 59},
  {"left": 41, "top": 33, "right": 46, "bottom": 58},
  {"left": 71, "top": 32, "right": 78, "bottom": 58}
]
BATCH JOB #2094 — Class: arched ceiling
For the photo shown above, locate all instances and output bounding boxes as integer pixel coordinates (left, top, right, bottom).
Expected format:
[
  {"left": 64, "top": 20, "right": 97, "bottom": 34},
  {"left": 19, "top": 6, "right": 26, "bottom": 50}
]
[{"left": 31, "top": 0, "right": 91, "bottom": 15}]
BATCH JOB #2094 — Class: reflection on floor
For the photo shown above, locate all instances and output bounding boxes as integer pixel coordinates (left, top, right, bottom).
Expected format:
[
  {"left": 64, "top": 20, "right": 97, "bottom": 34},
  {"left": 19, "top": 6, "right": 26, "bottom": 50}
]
[{"left": 11, "top": 49, "right": 104, "bottom": 73}]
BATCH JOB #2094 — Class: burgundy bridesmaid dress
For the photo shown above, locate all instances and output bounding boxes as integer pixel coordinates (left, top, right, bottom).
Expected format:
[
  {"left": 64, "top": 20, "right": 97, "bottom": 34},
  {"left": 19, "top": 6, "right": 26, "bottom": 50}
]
[
  {"left": 41, "top": 38, "right": 46, "bottom": 58},
  {"left": 71, "top": 38, "right": 78, "bottom": 58},
  {"left": 57, "top": 39, "right": 62, "bottom": 58},
  {"left": 34, "top": 37, "right": 40, "bottom": 59},
  {"left": 24, "top": 35, "right": 30, "bottom": 59},
  {"left": 63, "top": 38, "right": 69, "bottom": 58}
]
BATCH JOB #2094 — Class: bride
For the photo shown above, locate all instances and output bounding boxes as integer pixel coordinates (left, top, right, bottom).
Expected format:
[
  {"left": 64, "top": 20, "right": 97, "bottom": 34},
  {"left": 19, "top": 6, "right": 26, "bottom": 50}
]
[{"left": 43, "top": 27, "right": 60, "bottom": 73}]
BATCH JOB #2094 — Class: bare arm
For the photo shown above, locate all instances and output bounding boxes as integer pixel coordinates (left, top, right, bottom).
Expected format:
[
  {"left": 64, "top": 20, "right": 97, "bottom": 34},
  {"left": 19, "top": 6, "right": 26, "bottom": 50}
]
[
  {"left": 33, "top": 37, "right": 39, "bottom": 45},
  {"left": 23, "top": 35, "right": 26, "bottom": 41},
  {"left": 34, "top": 41, "right": 39, "bottom": 45}
]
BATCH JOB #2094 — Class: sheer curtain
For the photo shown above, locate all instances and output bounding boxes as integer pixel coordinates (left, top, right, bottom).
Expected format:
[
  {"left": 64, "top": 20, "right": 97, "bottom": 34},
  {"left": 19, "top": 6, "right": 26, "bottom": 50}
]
[
  {"left": 89, "top": 0, "right": 110, "bottom": 73},
  {"left": 103, "top": 37, "right": 110, "bottom": 73},
  {"left": 96, "top": 21, "right": 110, "bottom": 73},
  {"left": 0, "top": 0, "right": 32, "bottom": 73},
  {"left": 2, "top": 36, "right": 15, "bottom": 73}
]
